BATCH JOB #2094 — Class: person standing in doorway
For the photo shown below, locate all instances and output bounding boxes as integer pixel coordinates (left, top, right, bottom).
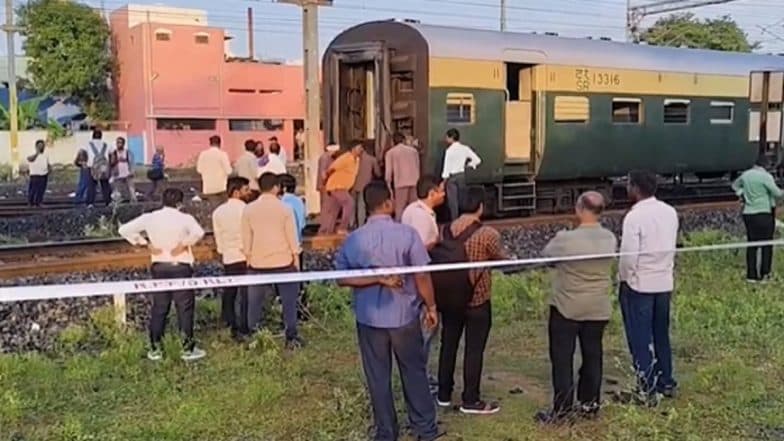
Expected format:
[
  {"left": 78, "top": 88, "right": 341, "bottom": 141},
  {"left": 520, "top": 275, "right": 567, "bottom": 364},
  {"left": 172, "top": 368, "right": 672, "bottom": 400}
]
[
  {"left": 353, "top": 144, "right": 381, "bottom": 227},
  {"left": 110, "top": 137, "right": 137, "bottom": 203},
  {"left": 242, "top": 173, "right": 304, "bottom": 349},
  {"left": 319, "top": 141, "right": 362, "bottom": 235},
  {"left": 26, "top": 139, "right": 50, "bottom": 207},
  {"left": 118, "top": 188, "right": 207, "bottom": 362},
  {"left": 385, "top": 132, "right": 421, "bottom": 221},
  {"left": 619, "top": 170, "right": 679, "bottom": 405},
  {"left": 317, "top": 144, "right": 339, "bottom": 224},
  {"left": 441, "top": 129, "right": 481, "bottom": 221},
  {"left": 196, "top": 135, "right": 232, "bottom": 201},
  {"left": 74, "top": 148, "right": 90, "bottom": 205},
  {"left": 86, "top": 129, "right": 113, "bottom": 206},
  {"left": 536, "top": 191, "right": 617, "bottom": 424},
  {"left": 146, "top": 146, "right": 166, "bottom": 201},
  {"left": 212, "top": 176, "right": 252, "bottom": 341},
  {"left": 235, "top": 139, "right": 260, "bottom": 195},
  {"left": 334, "top": 181, "right": 442, "bottom": 441},
  {"left": 732, "top": 155, "right": 783, "bottom": 282},
  {"left": 437, "top": 186, "right": 504, "bottom": 415}
]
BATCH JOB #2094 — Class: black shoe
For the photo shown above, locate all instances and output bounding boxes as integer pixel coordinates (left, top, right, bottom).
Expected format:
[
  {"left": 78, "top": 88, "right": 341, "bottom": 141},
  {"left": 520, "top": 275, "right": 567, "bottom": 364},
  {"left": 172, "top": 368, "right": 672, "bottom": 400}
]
[
  {"left": 459, "top": 400, "right": 500, "bottom": 415},
  {"left": 534, "top": 410, "right": 572, "bottom": 425},
  {"left": 578, "top": 403, "right": 600, "bottom": 420},
  {"left": 658, "top": 384, "right": 678, "bottom": 399},
  {"left": 231, "top": 332, "right": 250, "bottom": 343},
  {"left": 285, "top": 337, "right": 306, "bottom": 350},
  {"left": 418, "top": 430, "right": 447, "bottom": 441}
]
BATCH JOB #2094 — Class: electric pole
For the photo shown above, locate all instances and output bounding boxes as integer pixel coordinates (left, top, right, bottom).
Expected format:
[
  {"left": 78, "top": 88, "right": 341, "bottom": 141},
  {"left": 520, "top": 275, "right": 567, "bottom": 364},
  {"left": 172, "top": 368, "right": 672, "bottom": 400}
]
[
  {"left": 500, "top": 0, "right": 507, "bottom": 32},
  {"left": 278, "top": 0, "right": 332, "bottom": 215},
  {"left": 2, "top": 0, "right": 21, "bottom": 177},
  {"left": 626, "top": 0, "right": 739, "bottom": 41}
]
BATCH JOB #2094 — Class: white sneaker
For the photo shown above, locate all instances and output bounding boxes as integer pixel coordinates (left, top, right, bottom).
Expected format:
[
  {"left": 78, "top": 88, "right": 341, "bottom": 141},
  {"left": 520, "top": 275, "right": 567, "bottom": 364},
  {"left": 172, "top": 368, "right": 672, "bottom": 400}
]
[
  {"left": 436, "top": 399, "right": 452, "bottom": 408},
  {"left": 147, "top": 349, "right": 163, "bottom": 361},
  {"left": 181, "top": 347, "right": 206, "bottom": 362}
]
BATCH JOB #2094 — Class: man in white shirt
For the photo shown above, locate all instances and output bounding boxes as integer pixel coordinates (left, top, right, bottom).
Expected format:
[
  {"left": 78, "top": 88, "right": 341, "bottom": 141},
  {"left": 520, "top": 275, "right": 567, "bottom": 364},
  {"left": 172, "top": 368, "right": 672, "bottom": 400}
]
[
  {"left": 234, "top": 139, "right": 260, "bottom": 194},
  {"left": 441, "top": 128, "right": 481, "bottom": 220},
  {"left": 109, "top": 137, "right": 137, "bottom": 203},
  {"left": 196, "top": 135, "right": 232, "bottom": 199},
  {"left": 212, "top": 176, "right": 252, "bottom": 341},
  {"left": 268, "top": 136, "right": 287, "bottom": 164},
  {"left": 118, "top": 188, "right": 207, "bottom": 362},
  {"left": 618, "top": 170, "right": 679, "bottom": 404},
  {"left": 26, "top": 139, "right": 50, "bottom": 207},
  {"left": 258, "top": 142, "right": 287, "bottom": 176}
]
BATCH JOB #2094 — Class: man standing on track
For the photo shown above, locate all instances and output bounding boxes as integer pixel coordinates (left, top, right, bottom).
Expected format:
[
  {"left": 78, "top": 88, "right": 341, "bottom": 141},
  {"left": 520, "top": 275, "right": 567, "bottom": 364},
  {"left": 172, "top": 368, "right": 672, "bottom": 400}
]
[
  {"left": 385, "top": 132, "right": 420, "bottom": 221},
  {"left": 110, "top": 137, "right": 137, "bottom": 203},
  {"left": 26, "top": 139, "right": 50, "bottom": 207},
  {"left": 732, "top": 155, "right": 783, "bottom": 283},
  {"left": 317, "top": 144, "right": 339, "bottom": 224},
  {"left": 335, "top": 181, "right": 442, "bottom": 441},
  {"left": 352, "top": 143, "right": 381, "bottom": 228},
  {"left": 212, "top": 176, "right": 252, "bottom": 341},
  {"left": 235, "top": 139, "right": 261, "bottom": 195},
  {"left": 441, "top": 129, "right": 481, "bottom": 221},
  {"left": 118, "top": 188, "right": 207, "bottom": 362},
  {"left": 85, "top": 129, "right": 113, "bottom": 207},
  {"left": 619, "top": 170, "right": 679, "bottom": 405},
  {"left": 319, "top": 141, "right": 362, "bottom": 235},
  {"left": 197, "top": 135, "right": 232, "bottom": 202}
]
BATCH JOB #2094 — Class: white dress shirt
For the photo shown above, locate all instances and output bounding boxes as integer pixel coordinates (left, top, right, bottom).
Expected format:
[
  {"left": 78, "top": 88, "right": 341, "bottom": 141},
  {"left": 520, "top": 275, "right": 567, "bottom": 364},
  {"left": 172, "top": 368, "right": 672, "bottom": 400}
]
[
  {"left": 28, "top": 151, "right": 50, "bottom": 176},
  {"left": 212, "top": 198, "right": 247, "bottom": 265},
  {"left": 441, "top": 142, "right": 481, "bottom": 179},
  {"left": 259, "top": 153, "right": 287, "bottom": 176},
  {"left": 619, "top": 197, "right": 679, "bottom": 292},
  {"left": 196, "top": 146, "right": 232, "bottom": 195},
  {"left": 401, "top": 200, "right": 439, "bottom": 247},
  {"left": 118, "top": 206, "right": 205, "bottom": 265}
]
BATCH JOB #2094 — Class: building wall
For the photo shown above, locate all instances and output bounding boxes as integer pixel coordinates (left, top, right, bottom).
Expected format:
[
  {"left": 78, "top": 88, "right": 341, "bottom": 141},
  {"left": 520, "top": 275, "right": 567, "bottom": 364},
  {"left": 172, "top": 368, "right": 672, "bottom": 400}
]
[{"left": 111, "top": 6, "right": 305, "bottom": 166}]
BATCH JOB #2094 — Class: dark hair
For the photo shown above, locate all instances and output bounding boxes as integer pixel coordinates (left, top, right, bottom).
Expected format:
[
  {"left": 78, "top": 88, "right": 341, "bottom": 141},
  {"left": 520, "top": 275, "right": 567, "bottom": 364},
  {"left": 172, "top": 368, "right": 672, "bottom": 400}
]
[
  {"left": 116, "top": 136, "right": 126, "bottom": 144},
  {"left": 459, "top": 186, "right": 485, "bottom": 214},
  {"left": 209, "top": 135, "right": 221, "bottom": 147},
  {"left": 416, "top": 175, "right": 440, "bottom": 199},
  {"left": 226, "top": 176, "right": 249, "bottom": 197},
  {"left": 35, "top": 139, "right": 45, "bottom": 147},
  {"left": 244, "top": 139, "right": 257, "bottom": 152},
  {"left": 269, "top": 136, "right": 278, "bottom": 142},
  {"left": 756, "top": 154, "right": 769, "bottom": 168},
  {"left": 92, "top": 129, "right": 103, "bottom": 140},
  {"left": 258, "top": 172, "right": 279, "bottom": 192},
  {"left": 628, "top": 170, "right": 658, "bottom": 198},
  {"left": 279, "top": 173, "right": 296, "bottom": 193},
  {"left": 350, "top": 139, "right": 365, "bottom": 151},
  {"left": 446, "top": 128, "right": 460, "bottom": 142},
  {"left": 364, "top": 180, "right": 392, "bottom": 213},
  {"left": 392, "top": 132, "right": 406, "bottom": 145},
  {"left": 162, "top": 188, "right": 184, "bottom": 208},
  {"left": 269, "top": 143, "right": 281, "bottom": 155}
]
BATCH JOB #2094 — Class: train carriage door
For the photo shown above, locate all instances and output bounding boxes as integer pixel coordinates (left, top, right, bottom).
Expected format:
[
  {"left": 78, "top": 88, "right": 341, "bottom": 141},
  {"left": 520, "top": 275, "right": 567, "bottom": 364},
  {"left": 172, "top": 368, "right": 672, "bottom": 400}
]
[{"left": 505, "top": 63, "right": 535, "bottom": 166}]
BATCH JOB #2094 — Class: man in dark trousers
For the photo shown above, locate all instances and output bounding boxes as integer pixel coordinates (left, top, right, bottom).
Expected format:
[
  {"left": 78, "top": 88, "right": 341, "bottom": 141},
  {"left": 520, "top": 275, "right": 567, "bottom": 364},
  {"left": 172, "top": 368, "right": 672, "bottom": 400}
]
[
  {"left": 26, "top": 139, "right": 50, "bottom": 207},
  {"left": 85, "top": 129, "right": 113, "bottom": 206},
  {"left": 732, "top": 155, "right": 783, "bottom": 282},
  {"left": 536, "top": 191, "right": 617, "bottom": 424},
  {"left": 335, "top": 181, "right": 442, "bottom": 441}
]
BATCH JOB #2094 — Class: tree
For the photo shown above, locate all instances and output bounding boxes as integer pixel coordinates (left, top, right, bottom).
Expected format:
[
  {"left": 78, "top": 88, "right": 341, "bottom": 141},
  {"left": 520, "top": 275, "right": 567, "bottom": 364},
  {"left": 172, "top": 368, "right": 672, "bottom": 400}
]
[
  {"left": 17, "top": 0, "right": 115, "bottom": 120},
  {"left": 639, "top": 13, "right": 759, "bottom": 52}
]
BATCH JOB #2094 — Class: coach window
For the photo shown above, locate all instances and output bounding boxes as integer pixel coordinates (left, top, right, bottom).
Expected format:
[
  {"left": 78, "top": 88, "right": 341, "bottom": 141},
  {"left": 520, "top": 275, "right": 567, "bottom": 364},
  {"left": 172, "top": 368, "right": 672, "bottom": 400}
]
[
  {"left": 554, "top": 96, "right": 589, "bottom": 123},
  {"left": 612, "top": 98, "right": 642, "bottom": 124},
  {"left": 710, "top": 101, "right": 735, "bottom": 124},
  {"left": 446, "top": 93, "right": 475, "bottom": 125},
  {"left": 663, "top": 99, "right": 690, "bottom": 124}
]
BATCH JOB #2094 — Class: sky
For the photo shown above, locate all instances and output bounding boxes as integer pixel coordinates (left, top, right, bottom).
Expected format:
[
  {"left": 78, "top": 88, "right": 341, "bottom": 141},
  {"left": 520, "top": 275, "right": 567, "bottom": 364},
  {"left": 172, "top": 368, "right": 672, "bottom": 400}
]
[{"left": 3, "top": 0, "right": 784, "bottom": 61}]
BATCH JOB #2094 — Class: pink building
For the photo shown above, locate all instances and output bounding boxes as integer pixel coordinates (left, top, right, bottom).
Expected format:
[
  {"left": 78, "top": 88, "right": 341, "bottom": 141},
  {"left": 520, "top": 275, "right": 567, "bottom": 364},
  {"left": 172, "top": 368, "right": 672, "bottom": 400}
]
[{"left": 111, "top": 5, "right": 304, "bottom": 165}]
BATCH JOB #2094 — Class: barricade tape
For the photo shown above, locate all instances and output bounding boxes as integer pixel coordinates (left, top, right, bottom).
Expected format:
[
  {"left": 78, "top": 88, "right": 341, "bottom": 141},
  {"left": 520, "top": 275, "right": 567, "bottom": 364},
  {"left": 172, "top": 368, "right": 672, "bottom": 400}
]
[{"left": 1, "top": 238, "right": 782, "bottom": 303}]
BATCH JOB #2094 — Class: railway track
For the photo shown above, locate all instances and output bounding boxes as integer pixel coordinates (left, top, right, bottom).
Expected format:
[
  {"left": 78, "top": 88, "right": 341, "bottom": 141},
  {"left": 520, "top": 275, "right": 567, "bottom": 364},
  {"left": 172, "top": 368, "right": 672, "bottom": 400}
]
[{"left": 0, "top": 200, "right": 739, "bottom": 279}]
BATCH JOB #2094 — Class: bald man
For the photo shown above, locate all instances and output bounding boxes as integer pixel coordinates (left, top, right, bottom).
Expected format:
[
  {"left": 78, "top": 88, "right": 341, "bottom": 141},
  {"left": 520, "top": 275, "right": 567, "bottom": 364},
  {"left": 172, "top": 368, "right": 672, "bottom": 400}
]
[{"left": 536, "top": 191, "right": 618, "bottom": 424}]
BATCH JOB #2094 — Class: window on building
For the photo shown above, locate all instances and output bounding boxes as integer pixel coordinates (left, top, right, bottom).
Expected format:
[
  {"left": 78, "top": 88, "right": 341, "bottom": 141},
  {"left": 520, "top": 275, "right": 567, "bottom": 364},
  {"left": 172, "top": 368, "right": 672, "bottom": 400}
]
[
  {"left": 156, "top": 118, "right": 216, "bottom": 130},
  {"left": 554, "top": 96, "right": 590, "bottom": 123},
  {"left": 663, "top": 99, "right": 690, "bottom": 124},
  {"left": 710, "top": 101, "right": 735, "bottom": 124},
  {"left": 195, "top": 33, "right": 209, "bottom": 44},
  {"left": 612, "top": 98, "right": 642, "bottom": 124},
  {"left": 228, "top": 88, "right": 255, "bottom": 94},
  {"left": 155, "top": 29, "right": 172, "bottom": 41},
  {"left": 229, "top": 119, "right": 286, "bottom": 131},
  {"left": 446, "top": 93, "right": 475, "bottom": 124}
]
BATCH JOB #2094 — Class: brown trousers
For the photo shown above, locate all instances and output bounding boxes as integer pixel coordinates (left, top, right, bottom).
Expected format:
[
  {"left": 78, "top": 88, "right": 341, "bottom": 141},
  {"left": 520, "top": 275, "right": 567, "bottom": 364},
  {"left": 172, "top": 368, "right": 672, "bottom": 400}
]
[
  {"left": 319, "top": 189, "right": 354, "bottom": 234},
  {"left": 394, "top": 186, "right": 417, "bottom": 221}
]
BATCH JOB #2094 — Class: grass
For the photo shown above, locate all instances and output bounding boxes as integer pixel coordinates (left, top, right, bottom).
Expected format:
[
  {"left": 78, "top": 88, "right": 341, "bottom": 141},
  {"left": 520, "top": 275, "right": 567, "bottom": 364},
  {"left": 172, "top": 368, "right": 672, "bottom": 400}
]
[{"left": 2, "top": 230, "right": 784, "bottom": 440}]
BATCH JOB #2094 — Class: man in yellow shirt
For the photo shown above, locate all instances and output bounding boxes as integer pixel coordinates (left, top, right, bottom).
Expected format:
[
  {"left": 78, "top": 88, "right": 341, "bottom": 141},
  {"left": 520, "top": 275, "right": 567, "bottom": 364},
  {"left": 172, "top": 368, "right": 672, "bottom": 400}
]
[{"left": 319, "top": 140, "right": 362, "bottom": 234}]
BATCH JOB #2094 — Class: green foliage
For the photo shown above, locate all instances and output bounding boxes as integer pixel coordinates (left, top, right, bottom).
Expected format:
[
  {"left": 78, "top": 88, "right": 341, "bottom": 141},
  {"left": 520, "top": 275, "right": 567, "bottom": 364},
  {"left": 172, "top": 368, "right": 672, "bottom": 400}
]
[
  {"left": 639, "top": 13, "right": 759, "bottom": 52},
  {"left": 0, "top": 96, "right": 46, "bottom": 130},
  {"left": 17, "top": 0, "right": 115, "bottom": 120}
]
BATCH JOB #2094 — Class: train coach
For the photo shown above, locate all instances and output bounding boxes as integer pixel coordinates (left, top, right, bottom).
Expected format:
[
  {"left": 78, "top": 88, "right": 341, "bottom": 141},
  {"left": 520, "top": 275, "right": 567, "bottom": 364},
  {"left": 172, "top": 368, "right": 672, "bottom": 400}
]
[{"left": 322, "top": 20, "right": 784, "bottom": 215}]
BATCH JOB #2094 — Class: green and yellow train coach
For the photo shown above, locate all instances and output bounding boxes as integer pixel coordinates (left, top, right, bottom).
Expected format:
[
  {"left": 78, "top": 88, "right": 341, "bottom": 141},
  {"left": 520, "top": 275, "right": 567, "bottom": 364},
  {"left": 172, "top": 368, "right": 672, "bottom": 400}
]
[{"left": 322, "top": 20, "right": 784, "bottom": 214}]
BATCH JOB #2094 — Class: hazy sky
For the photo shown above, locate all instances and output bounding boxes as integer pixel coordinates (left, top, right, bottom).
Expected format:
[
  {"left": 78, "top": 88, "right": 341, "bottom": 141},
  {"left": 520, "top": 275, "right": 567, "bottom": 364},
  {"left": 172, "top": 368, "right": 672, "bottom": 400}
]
[{"left": 5, "top": 0, "right": 784, "bottom": 60}]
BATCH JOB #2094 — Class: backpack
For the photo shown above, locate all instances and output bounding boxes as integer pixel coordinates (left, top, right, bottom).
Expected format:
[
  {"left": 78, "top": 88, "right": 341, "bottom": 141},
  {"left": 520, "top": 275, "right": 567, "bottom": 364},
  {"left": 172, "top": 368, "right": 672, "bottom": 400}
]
[
  {"left": 429, "top": 221, "right": 482, "bottom": 313},
  {"left": 90, "top": 142, "right": 109, "bottom": 180}
]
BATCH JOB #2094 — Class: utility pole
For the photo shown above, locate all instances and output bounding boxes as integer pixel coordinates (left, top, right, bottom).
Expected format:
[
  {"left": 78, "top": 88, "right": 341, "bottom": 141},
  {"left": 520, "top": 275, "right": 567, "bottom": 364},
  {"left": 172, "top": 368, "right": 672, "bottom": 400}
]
[
  {"left": 500, "top": 0, "right": 507, "bottom": 32},
  {"left": 278, "top": 0, "right": 332, "bottom": 215},
  {"left": 3, "top": 0, "right": 20, "bottom": 177},
  {"left": 247, "top": 7, "right": 254, "bottom": 60},
  {"left": 626, "top": 0, "right": 739, "bottom": 41}
]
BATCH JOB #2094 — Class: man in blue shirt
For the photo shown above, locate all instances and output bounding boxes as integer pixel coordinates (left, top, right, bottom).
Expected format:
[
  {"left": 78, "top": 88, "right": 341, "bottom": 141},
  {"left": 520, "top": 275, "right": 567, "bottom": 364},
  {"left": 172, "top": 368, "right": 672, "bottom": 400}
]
[
  {"left": 335, "top": 181, "right": 442, "bottom": 441},
  {"left": 279, "top": 174, "right": 308, "bottom": 320}
]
